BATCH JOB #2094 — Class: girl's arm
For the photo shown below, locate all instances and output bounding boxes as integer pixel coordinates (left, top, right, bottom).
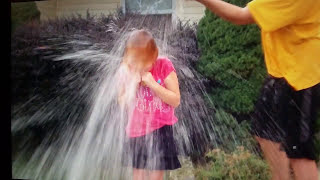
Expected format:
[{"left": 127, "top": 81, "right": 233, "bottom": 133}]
[
  {"left": 141, "top": 71, "right": 180, "bottom": 108},
  {"left": 196, "top": 0, "right": 254, "bottom": 25},
  {"left": 117, "top": 62, "right": 131, "bottom": 107},
  {"left": 118, "top": 86, "right": 126, "bottom": 106},
  {"left": 117, "top": 62, "right": 141, "bottom": 107}
]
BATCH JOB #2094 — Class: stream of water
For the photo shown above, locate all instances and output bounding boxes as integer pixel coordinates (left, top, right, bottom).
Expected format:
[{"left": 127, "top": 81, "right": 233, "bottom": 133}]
[{"left": 11, "top": 11, "right": 255, "bottom": 180}]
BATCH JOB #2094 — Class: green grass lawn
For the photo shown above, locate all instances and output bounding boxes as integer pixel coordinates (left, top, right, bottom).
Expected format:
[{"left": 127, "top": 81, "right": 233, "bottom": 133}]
[{"left": 11, "top": 1, "right": 40, "bottom": 33}]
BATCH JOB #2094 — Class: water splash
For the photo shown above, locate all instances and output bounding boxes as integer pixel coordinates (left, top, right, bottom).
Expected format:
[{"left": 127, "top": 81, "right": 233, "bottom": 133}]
[{"left": 11, "top": 12, "right": 257, "bottom": 180}]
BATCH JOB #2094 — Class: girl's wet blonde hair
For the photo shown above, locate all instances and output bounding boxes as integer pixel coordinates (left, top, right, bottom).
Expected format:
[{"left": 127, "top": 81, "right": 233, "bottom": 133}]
[{"left": 123, "top": 29, "right": 158, "bottom": 66}]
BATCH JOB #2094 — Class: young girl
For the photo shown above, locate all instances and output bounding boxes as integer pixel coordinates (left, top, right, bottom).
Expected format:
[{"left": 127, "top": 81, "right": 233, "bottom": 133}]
[{"left": 119, "top": 29, "right": 181, "bottom": 180}]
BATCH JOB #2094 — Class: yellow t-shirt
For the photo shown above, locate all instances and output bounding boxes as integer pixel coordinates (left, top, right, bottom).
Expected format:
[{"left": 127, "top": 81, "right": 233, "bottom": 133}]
[{"left": 247, "top": 0, "right": 320, "bottom": 90}]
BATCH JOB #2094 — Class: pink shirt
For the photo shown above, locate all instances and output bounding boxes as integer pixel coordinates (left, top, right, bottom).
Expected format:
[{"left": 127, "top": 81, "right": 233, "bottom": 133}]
[{"left": 126, "top": 57, "right": 178, "bottom": 137}]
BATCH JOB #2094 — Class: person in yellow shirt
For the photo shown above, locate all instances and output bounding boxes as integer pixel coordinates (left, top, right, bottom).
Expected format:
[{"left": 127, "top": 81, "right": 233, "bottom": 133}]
[{"left": 194, "top": 0, "right": 320, "bottom": 179}]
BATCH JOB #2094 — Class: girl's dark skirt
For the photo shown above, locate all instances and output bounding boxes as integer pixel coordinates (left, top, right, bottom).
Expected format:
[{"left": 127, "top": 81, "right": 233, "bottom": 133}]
[{"left": 122, "top": 125, "right": 181, "bottom": 170}]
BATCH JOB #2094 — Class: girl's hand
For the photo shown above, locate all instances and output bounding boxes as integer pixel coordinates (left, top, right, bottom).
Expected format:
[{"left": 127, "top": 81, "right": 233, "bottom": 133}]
[
  {"left": 133, "top": 72, "right": 141, "bottom": 84},
  {"left": 141, "top": 72, "right": 155, "bottom": 87}
]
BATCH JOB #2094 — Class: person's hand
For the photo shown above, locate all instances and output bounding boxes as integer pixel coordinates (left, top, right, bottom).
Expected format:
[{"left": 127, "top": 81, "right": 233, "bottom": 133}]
[
  {"left": 141, "top": 72, "right": 155, "bottom": 87},
  {"left": 132, "top": 71, "right": 141, "bottom": 84}
]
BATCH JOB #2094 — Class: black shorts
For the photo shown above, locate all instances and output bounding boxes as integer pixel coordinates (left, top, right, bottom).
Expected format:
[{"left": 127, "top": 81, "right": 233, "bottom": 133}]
[
  {"left": 122, "top": 125, "right": 181, "bottom": 170},
  {"left": 252, "top": 75, "right": 320, "bottom": 160}
]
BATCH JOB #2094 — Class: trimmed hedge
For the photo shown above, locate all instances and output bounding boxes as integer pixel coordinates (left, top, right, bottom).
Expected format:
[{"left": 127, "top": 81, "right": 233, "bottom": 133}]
[
  {"left": 197, "top": 0, "right": 266, "bottom": 115},
  {"left": 11, "top": 2, "right": 40, "bottom": 33},
  {"left": 212, "top": 109, "right": 256, "bottom": 153}
]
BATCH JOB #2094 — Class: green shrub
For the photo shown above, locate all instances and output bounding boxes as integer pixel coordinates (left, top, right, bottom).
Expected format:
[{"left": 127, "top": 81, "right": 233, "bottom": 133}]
[
  {"left": 194, "top": 146, "right": 271, "bottom": 180},
  {"left": 11, "top": 2, "right": 40, "bottom": 33},
  {"left": 212, "top": 109, "right": 256, "bottom": 153},
  {"left": 197, "top": 0, "right": 266, "bottom": 114}
]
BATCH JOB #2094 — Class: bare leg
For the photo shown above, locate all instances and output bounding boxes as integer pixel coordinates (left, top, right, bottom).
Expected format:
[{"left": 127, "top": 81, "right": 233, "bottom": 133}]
[
  {"left": 255, "top": 136, "right": 291, "bottom": 180},
  {"left": 148, "top": 170, "right": 164, "bottom": 180},
  {"left": 290, "top": 158, "right": 319, "bottom": 180},
  {"left": 133, "top": 168, "right": 148, "bottom": 180}
]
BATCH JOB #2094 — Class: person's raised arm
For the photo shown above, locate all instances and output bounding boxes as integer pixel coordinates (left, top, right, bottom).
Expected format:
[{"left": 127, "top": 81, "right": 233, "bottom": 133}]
[{"left": 196, "top": 0, "right": 254, "bottom": 25}]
